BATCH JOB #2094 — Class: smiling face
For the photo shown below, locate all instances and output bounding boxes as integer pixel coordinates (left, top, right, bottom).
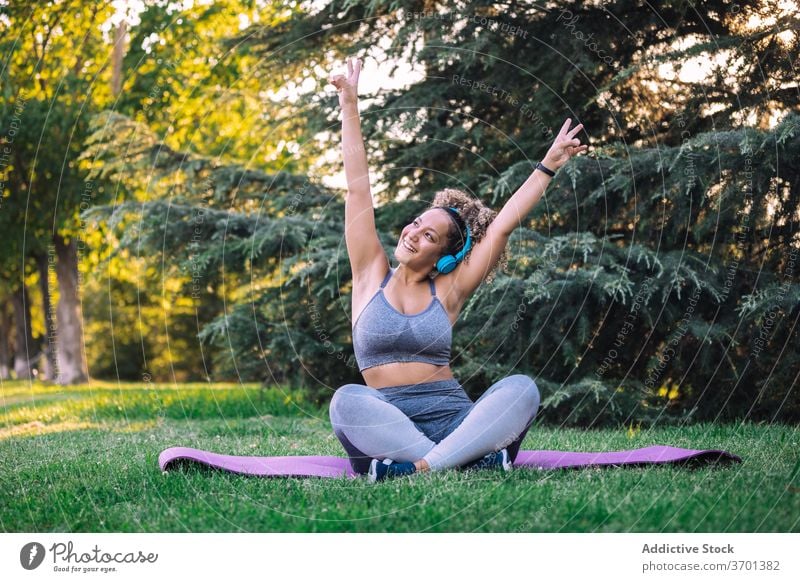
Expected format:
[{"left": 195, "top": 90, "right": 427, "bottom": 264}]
[{"left": 394, "top": 209, "right": 454, "bottom": 271}]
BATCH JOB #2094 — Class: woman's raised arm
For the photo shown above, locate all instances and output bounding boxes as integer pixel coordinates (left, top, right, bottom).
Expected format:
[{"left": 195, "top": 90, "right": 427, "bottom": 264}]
[
  {"left": 329, "top": 58, "right": 385, "bottom": 277},
  {"left": 492, "top": 118, "right": 589, "bottom": 236},
  {"left": 447, "top": 119, "right": 589, "bottom": 301},
  {"left": 330, "top": 57, "right": 370, "bottom": 195}
]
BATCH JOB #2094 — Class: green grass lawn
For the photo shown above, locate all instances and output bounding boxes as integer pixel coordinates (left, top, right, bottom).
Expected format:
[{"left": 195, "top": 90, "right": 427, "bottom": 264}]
[{"left": 1, "top": 380, "right": 798, "bottom": 532}]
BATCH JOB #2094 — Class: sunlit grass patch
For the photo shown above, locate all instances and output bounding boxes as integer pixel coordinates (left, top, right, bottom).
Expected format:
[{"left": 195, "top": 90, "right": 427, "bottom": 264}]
[
  {"left": 1, "top": 379, "right": 324, "bottom": 429},
  {"left": 0, "top": 415, "right": 160, "bottom": 441},
  {"left": 0, "top": 420, "right": 101, "bottom": 440}
]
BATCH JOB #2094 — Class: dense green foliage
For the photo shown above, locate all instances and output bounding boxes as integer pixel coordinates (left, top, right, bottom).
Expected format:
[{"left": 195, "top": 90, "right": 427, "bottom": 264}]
[
  {"left": 1, "top": 1, "right": 796, "bottom": 425},
  {"left": 1, "top": 0, "right": 295, "bottom": 383},
  {"left": 84, "top": 0, "right": 799, "bottom": 426}
]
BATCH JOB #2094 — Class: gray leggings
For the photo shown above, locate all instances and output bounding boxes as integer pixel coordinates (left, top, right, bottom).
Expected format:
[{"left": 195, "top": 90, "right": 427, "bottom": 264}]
[{"left": 329, "top": 374, "right": 540, "bottom": 474}]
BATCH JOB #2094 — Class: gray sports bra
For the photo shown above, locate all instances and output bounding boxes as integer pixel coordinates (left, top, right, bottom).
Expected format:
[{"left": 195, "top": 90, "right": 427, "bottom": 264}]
[{"left": 352, "top": 267, "right": 452, "bottom": 372}]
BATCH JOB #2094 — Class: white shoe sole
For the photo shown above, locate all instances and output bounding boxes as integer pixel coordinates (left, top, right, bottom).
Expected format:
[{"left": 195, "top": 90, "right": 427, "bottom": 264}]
[
  {"left": 501, "top": 450, "right": 513, "bottom": 471},
  {"left": 368, "top": 458, "right": 379, "bottom": 483}
]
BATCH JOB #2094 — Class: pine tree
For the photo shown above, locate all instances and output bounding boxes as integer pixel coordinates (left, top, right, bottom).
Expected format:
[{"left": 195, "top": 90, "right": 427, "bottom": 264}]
[{"left": 85, "top": 0, "right": 799, "bottom": 422}]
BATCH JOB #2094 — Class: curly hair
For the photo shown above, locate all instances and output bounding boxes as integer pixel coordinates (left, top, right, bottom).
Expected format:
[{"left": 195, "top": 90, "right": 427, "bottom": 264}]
[{"left": 424, "top": 187, "right": 509, "bottom": 285}]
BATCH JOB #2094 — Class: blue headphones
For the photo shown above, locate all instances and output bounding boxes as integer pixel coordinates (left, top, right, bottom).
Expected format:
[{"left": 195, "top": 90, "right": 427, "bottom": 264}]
[{"left": 435, "top": 207, "right": 472, "bottom": 274}]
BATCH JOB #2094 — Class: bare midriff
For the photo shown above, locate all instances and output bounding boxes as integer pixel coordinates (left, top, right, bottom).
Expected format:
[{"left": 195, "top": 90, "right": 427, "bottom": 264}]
[{"left": 362, "top": 361, "right": 455, "bottom": 389}]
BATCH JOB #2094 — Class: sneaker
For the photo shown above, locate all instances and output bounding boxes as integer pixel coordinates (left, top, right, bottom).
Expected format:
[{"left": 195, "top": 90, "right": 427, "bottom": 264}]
[
  {"left": 462, "top": 448, "right": 513, "bottom": 472},
  {"left": 368, "top": 458, "right": 417, "bottom": 483}
]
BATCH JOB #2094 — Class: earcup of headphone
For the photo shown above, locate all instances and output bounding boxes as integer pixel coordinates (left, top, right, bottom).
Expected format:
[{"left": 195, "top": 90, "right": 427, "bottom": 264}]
[{"left": 436, "top": 255, "right": 457, "bottom": 274}]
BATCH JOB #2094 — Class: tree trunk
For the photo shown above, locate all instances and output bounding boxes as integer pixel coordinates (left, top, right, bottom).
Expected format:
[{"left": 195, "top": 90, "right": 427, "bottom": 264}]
[
  {"left": 11, "top": 285, "right": 37, "bottom": 380},
  {"left": 54, "top": 234, "right": 88, "bottom": 384},
  {"left": 0, "top": 299, "right": 11, "bottom": 380},
  {"left": 36, "top": 251, "right": 59, "bottom": 381},
  {"left": 111, "top": 20, "right": 127, "bottom": 97}
]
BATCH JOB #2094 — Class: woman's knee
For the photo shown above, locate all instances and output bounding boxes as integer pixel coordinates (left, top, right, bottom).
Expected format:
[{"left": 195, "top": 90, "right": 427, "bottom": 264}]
[
  {"left": 504, "top": 374, "right": 541, "bottom": 418},
  {"left": 328, "top": 383, "right": 380, "bottom": 425}
]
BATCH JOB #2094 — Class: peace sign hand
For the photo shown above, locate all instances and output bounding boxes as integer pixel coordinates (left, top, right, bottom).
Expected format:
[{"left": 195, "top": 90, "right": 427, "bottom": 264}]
[
  {"left": 542, "top": 118, "right": 589, "bottom": 171},
  {"left": 328, "top": 57, "right": 362, "bottom": 108}
]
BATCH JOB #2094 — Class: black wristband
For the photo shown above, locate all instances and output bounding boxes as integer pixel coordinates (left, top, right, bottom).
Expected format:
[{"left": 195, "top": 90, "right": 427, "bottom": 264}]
[{"left": 535, "top": 161, "right": 556, "bottom": 177}]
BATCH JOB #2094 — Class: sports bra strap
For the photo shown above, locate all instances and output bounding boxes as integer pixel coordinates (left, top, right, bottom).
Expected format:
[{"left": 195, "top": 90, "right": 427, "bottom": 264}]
[
  {"left": 379, "top": 268, "right": 394, "bottom": 288},
  {"left": 427, "top": 278, "right": 436, "bottom": 296}
]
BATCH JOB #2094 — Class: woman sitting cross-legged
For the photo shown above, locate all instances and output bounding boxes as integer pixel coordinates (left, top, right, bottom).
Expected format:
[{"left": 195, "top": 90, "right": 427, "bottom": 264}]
[{"left": 327, "top": 57, "right": 588, "bottom": 482}]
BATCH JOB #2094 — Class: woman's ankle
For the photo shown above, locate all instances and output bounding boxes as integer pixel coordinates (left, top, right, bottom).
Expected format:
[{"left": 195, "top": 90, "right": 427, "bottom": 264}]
[{"left": 413, "top": 458, "right": 430, "bottom": 472}]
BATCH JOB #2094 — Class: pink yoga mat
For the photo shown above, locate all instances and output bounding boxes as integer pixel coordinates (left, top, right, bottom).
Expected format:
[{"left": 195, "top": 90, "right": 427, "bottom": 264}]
[{"left": 159, "top": 445, "right": 741, "bottom": 479}]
